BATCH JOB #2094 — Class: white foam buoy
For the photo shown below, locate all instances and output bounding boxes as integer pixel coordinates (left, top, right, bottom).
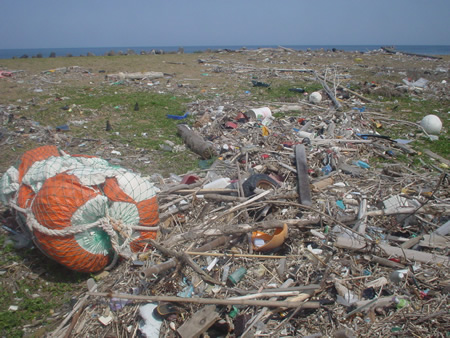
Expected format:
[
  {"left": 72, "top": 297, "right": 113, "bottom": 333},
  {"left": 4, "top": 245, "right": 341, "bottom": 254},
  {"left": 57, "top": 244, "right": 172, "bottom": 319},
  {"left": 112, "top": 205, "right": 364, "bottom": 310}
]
[
  {"left": 309, "top": 92, "right": 322, "bottom": 104},
  {"left": 420, "top": 114, "right": 442, "bottom": 134}
]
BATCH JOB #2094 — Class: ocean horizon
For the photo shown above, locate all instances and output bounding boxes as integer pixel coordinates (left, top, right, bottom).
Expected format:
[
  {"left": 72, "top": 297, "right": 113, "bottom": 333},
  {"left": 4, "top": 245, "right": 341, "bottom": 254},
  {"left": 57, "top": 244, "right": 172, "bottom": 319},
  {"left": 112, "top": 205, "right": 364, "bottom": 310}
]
[{"left": 0, "top": 45, "right": 449, "bottom": 59}]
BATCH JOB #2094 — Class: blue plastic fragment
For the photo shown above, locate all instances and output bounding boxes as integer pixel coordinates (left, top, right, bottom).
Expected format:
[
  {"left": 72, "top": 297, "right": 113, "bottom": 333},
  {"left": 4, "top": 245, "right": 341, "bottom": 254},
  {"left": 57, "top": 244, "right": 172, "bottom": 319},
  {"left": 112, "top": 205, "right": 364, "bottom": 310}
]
[
  {"left": 356, "top": 160, "right": 370, "bottom": 169},
  {"left": 336, "top": 200, "right": 345, "bottom": 210},
  {"left": 55, "top": 124, "right": 70, "bottom": 131},
  {"left": 166, "top": 112, "right": 189, "bottom": 120},
  {"left": 356, "top": 133, "right": 368, "bottom": 140},
  {"left": 110, "top": 297, "right": 130, "bottom": 311},
  {"left": 177, "top": 285, "right": 194, "bottom": 298},
  {"left": 322, "top": 164, "right": 332, "bottom": 175}
]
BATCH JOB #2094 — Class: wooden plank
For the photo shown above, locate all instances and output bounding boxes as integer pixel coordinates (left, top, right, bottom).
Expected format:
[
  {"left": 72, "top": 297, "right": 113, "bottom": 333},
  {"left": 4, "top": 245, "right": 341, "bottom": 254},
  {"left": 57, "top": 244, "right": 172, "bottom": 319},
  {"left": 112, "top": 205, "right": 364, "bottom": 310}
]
[
  {"left": 335, "top": 236, "right": 448, "bottom": 265},
  {"left": 294, "top": 144, "right": 312, "bottom": 206},
  {"left": 177, "top": 305, "right": 219, "bottom": 338}
]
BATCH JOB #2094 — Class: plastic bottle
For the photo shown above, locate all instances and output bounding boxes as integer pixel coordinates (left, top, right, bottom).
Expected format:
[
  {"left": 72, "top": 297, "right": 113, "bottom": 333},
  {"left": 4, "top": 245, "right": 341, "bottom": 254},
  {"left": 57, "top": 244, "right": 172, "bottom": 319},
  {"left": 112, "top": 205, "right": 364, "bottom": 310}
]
[
  {"left": 221, "top": 264, "right": 230, "bottom": 283},
  {"left": 203, "top": 177, "right": 231, "bottom": 189}
]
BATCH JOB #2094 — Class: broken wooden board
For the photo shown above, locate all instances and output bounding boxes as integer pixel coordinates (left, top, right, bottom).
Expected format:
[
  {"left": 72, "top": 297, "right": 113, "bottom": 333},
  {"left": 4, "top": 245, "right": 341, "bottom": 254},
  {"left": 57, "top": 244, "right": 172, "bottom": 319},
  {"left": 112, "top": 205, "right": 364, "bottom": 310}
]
[
  {"left": 177, "top": 305, "right": 219, "bottom": 338},
  {"left": 335, "top": 236, "right": 448, "bottom": 265},
  {"left": 419, "top": 234, "right": 449, "bottom": 249},
  {"left": 294, "top": 144, "right": 312, "bottom": 206}
]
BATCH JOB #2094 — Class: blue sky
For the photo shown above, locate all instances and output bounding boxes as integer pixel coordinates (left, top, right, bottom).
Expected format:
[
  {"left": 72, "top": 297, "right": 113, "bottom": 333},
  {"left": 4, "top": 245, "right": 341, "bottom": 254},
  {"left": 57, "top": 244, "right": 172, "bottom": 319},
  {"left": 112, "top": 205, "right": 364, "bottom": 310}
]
[{"left": 1, "top": 0, "right": 449, "bottom": 49}]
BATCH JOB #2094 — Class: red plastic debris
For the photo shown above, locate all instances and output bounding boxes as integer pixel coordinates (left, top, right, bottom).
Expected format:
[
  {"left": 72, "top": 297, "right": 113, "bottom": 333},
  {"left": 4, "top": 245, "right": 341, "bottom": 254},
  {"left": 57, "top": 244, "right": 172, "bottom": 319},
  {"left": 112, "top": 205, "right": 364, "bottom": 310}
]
[
  {"left": 181, "top": 175, "right": 200, "bottom": 185},
  {"left": 389, "top": 258, "right": 401, "bottom": 263},
  {"left": 235, "top": 113, "right": 248, "bottom": 123},
  {"left": 225, "top": 121, "right": 238, "bottom": 129}
]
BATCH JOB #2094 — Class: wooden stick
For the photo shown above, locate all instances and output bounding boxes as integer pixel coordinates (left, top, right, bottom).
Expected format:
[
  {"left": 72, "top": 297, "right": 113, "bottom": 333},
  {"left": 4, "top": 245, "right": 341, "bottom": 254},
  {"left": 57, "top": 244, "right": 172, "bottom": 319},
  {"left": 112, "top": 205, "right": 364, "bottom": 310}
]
[
  {"left": 366, "top": 207, "right": 417, "bottom": 216},
  {"left": 161, "top": 180, "right": 204, "bottom": 194},
  {"left": 185, "top": 251, "right": 286, "bottom": 259},
  {"left": 233, "top": 284, "right": 320, "bottom": 295},
  {"left": 87, "top": 292, "right": 320, "bottom": 308},
  {"left": 311, "top": 139, "right": 373, "bottom": 144},
  {"left": 203, "top": 194, "right": 247, "bottom": 202},
  {"left": 230, "top": 291, "right": 300, "bottom": 300},
  {"left": 190, "top": 236, "right": 232, "bottom": 253},
  {"left": 176, "top": 188, "right": 238, "bottom": 195},
  {"left": 63, "top": 303, "right": 86, "bottom": 338}
]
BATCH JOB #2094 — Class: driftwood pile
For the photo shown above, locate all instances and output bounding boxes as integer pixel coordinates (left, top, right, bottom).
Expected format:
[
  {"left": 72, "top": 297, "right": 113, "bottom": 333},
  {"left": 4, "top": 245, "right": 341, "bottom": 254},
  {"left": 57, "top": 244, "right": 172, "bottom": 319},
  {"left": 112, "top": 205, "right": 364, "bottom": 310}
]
[{"left": 48, "top": 95, "right": 449, "bottom": 337}]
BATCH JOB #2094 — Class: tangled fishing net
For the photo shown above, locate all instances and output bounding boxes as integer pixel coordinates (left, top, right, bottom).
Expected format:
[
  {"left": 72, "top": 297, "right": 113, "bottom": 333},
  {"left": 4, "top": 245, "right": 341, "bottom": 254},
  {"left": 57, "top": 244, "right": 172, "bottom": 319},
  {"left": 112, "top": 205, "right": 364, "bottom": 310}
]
[{"left": 0, "top": 146, "right": 159, "bottom": 273}]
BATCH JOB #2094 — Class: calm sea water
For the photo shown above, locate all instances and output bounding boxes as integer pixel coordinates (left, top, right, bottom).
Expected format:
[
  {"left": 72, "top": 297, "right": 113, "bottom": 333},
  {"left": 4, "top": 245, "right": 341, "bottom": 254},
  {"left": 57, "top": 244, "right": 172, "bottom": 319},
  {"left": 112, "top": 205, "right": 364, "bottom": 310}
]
[{"left": 0, "top": 45, "right": 449, "bottom": 59}]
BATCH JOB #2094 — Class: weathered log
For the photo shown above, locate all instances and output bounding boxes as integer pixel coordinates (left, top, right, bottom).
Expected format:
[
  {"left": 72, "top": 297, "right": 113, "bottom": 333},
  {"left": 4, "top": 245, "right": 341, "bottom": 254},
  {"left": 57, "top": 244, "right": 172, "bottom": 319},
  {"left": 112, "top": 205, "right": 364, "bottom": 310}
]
[{"left": 177, "top": 124, "right": 217, "bottom": 159}]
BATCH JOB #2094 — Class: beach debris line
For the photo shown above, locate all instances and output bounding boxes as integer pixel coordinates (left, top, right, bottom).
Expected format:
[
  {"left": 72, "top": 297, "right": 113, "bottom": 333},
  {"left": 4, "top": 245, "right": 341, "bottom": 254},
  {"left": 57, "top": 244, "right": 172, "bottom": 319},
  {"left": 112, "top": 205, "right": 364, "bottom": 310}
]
[{"left": 0, "top": 46, "right": 448, "bottom": 337}]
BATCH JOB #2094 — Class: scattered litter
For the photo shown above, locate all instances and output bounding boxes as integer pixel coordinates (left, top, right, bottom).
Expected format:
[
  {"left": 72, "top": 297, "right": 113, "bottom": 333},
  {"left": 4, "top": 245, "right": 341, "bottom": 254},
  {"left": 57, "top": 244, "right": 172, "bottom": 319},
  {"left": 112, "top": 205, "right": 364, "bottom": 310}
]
[
  {"left": 139, "top": 303, "right": 162, "bottom": 337},
  {"left": 402, "top": 77, "right": 429, "bottom": 88}
]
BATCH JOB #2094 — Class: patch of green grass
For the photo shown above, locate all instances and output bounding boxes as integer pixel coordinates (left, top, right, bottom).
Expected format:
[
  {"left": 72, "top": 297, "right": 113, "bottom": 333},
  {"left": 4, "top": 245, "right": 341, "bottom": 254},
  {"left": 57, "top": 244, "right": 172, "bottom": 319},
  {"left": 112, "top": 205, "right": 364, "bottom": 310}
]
[
  {"left": 365, "top": 94, "right": 449, "bottom": 159},
  {"left": 17, "top": 84, "right": 200, "bottom": 175},
  {"left": 0, "top": 232, "right": 89, "bottom": 337},
  {"left": 413, "top": 135, "right": 450, "bottom": 157}
]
